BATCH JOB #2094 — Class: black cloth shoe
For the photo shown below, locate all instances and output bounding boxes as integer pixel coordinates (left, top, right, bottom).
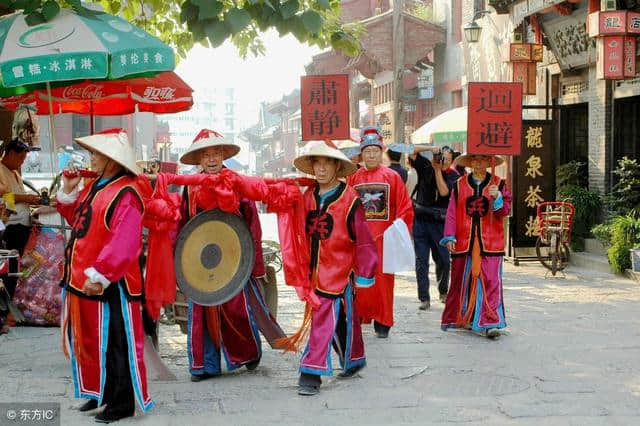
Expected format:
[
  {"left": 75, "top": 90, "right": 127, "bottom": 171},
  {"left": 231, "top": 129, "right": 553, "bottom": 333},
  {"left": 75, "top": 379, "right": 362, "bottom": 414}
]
[
  {"left": 374, "top": 321, "right": 390, "bottom": 338},
  {"left": 190, "top": 372, "right": 216, "bottom": 382},
  {"left": 337, "top": 364, "right": 365, "bottom": 379},
  {"left": 486, "top": 329, "right": 500, "bottom": 340},
  {"left": 245, "top": 358, "right": 260, "bottom": 371},
  {"left": 298, "top": 385, "right": 319, "bottom": 396},
  {"left": 94, "top": 408, "right": 134, "bottom": 423},
  {"left": 78, "top": 400, "right": 98, "bottom": 412}
]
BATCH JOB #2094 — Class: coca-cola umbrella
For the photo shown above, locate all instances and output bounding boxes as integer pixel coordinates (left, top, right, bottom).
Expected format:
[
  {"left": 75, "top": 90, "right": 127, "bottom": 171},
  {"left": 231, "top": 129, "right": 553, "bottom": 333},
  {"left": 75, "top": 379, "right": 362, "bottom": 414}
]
[{"left": 6, "top": 72, "right": 193, "bottom": 116}]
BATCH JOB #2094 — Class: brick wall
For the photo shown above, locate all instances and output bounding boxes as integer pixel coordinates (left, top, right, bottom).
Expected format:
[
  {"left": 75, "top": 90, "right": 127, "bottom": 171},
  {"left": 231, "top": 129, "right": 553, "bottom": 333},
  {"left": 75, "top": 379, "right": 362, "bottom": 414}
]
[{"left": 587, "top": 65, "right": 612, "bottom": 194}]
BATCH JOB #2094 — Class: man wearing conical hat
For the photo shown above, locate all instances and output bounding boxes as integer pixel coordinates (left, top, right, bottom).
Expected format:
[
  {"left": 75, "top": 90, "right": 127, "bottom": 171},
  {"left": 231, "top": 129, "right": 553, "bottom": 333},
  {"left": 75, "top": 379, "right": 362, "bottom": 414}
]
[
  {"left": 291, "top": 140, "right": 377, "bottom": 396},
  {"left": 56, "top": 129, "right": 153, "bottom": 422},
  {"left": 346, "top": 126, "right": 414, "bottom": 338},
  {"left": 439, "top": 154, "right": 512, "bottom": 339},
  {"left": 179, "top": 129, "right": 271, "bottom": 382}
]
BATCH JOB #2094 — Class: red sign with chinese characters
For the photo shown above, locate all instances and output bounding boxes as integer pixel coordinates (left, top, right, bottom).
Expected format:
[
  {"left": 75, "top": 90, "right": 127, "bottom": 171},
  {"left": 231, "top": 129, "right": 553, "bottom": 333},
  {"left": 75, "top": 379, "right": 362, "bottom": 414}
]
[
  {"left": 512, "top": 62, "right": 537, "bottom": 96},
  {"left": 598, "top": 11, "right": 627, "bottom": 36},
  {"left": 603, "top": 36, "right": 625, "bottom": 79},
  {"left": 624, "top": 36, "right": 636, "bottom": 77},
  {"left": 301, "top": 74, "right": 350, "bottom": 141},
  {"left": 627, "top": 12, "right": 640, "bottom": 33},
  {"left": 467, "top": 82, "right": 523, "bottom": 156}
]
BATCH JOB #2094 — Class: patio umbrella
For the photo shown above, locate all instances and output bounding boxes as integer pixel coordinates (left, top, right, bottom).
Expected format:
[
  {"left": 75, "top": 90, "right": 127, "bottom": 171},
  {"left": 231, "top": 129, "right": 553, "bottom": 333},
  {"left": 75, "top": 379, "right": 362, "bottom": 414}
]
[
  {"left": 0, "top": 71, "right": 192, "bottom": 134},
  {"left": 0, "top": 8, "right": 175, "bottom": 169},
  {"left": 411, "top": 106, "right": 467, "bottom": 150}
]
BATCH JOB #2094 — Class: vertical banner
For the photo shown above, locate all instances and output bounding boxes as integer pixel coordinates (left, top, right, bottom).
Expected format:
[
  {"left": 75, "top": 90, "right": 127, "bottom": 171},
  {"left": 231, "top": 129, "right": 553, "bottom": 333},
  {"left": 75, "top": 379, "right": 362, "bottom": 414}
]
[
  {"left": 623, "top": 36, "right": 636, "bottom": 78},
  {"left": 602, "top": 36, "right": 624, "bottom": 79},
  {"left": 467, "top": 82, "right": 523, "bottom": 156},
  {"left": 301, "top": 74, "right": 350, "bottom": 141},
  {"left": 512, "top": 121, "right": 554, "bottom": 247}
]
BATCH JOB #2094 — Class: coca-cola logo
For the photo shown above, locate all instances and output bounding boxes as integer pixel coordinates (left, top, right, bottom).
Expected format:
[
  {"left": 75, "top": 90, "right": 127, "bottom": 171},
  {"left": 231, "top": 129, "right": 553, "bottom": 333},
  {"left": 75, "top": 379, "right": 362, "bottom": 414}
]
[
  {"left": 143, "top": 86, "right": 176, "bottom": 101},
  {"left": 61, "top": 84, "right": 105, "bottom": 100}
]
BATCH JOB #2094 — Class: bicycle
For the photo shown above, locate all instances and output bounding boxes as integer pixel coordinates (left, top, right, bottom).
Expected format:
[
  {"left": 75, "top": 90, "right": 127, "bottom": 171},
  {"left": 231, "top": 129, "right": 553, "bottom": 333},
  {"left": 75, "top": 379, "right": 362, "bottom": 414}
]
[{"left": 535, "top": 201, "right": 574, "bottom": 277}]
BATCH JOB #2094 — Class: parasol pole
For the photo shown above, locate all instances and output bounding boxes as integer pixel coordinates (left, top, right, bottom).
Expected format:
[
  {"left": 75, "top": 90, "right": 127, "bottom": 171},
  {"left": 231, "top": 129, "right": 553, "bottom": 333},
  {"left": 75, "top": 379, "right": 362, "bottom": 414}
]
[
  {"left": 46, "top": 81, "right": 57, "bottom": 174},
  {"left": 90, "top": 101, "right": 94, "bottom": 134},
  {"left": 490, "top": 156, "right": 495, "bottom": 225}
]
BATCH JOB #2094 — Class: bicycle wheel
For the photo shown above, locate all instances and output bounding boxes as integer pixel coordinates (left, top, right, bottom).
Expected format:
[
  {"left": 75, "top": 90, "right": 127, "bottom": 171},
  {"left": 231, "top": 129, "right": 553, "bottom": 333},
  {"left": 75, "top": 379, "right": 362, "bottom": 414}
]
[
  {"left": 550, "top": 233, "right": 558, "bottom": 276},
  {"left": 535, "top": 235, "right": 552, "bottom": 271},
  {"left": 555, "top": 243, "right": 571, "bottom": 271},
  {"left": 273, "top": 253, "right": 283, "bottom": 273}
]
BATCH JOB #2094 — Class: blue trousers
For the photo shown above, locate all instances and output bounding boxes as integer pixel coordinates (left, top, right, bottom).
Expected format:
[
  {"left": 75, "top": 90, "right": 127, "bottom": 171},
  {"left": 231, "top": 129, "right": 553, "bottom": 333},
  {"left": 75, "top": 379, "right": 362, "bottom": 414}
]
[{"left": 413, "top": 218, "right": 450, "bottom": 302}]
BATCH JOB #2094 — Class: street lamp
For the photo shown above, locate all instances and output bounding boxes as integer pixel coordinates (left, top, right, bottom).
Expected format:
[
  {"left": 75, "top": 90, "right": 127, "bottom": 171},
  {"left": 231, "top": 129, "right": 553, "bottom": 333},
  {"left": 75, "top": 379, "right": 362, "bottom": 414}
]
[
  {"left": 464, "top": 21, "right": 482, "bottom": 43},
  {"left": 464, "top": 9, "right": 501, "bottom": 44}
]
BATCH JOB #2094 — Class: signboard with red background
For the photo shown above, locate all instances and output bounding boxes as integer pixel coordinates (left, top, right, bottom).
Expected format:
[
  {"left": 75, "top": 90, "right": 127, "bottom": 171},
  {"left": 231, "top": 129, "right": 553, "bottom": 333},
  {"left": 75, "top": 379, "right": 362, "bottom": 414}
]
[
  {"left": 467, "top": 82, "right": 523, "bottom": 156},
  {"left": 301, "top": 74, "right": 350, "bottom": 141}
]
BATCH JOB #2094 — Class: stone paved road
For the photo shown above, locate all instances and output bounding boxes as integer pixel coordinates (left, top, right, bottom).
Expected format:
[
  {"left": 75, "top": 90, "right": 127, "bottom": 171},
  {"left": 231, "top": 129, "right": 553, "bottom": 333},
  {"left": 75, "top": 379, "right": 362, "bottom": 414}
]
[{"left": 1, "top": 260, "right": 639, "bottom": 425}]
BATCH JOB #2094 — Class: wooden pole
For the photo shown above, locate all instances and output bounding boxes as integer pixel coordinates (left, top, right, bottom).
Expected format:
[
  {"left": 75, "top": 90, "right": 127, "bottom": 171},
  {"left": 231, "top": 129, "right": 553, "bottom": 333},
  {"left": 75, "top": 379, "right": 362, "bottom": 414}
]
[{"left": 392, "top": 0, "right": 405, "bottom": 144}]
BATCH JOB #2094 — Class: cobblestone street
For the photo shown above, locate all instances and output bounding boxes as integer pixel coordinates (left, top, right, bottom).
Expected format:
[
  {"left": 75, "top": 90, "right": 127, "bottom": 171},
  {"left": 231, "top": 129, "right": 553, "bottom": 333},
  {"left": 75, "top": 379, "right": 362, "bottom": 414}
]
[{"left": 2, "top": 258, "right": 640, "bottom": 425}]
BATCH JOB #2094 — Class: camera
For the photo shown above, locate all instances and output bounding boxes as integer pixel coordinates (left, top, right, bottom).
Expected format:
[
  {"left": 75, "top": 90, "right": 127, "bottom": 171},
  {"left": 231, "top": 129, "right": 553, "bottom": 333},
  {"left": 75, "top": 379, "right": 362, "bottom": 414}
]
[
  {"left": 40, "top": 188, "right": 49, "bottom": 206},
  {"left": 433, "top": 152, "right": 443, "bottom": 163}
]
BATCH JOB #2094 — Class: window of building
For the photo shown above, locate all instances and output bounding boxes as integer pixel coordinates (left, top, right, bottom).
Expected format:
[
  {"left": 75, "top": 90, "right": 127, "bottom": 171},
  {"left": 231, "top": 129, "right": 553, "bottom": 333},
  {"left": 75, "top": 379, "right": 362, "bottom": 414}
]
[
  {"left": 474, "top": 0, "right": 485, "bottom": 16},
  {"left": 225, "top": 88, "right": 234, "bottom": 99},
  {"left": 225, "top": 103, "right": 234, "bottom": 114},
  {"left": 225, "top": 118, "right": 234, "bottom": 130}
]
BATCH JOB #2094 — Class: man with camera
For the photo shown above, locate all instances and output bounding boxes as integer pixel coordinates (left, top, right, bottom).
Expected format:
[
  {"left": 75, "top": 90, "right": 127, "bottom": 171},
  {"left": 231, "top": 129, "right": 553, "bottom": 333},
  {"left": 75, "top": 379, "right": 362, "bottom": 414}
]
[{"left": 409, "top": 145, "right": 459, "bottom": 311}]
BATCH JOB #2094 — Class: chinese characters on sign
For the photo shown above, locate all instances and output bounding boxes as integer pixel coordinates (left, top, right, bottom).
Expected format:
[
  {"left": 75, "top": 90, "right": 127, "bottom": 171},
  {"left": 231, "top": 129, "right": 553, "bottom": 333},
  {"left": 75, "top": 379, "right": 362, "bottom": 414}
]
[
  {"left": 301, "top": 74, "right": 350, "bottom": 141},
  {"left": 512, "top": 121, "right": 554, "bottom": 247},
  {"left": 467, "top": 83, "right": 523, "bottom": 156}
]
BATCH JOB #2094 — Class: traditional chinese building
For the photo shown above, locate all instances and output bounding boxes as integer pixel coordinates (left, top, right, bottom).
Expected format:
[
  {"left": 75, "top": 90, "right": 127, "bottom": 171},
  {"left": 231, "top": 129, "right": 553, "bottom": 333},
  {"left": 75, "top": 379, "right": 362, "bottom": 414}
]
[
  {"left": 241, "top": 90, "right": 300, "bottom": 177},
  {"left": 487, "top": 0, "right": 640, "bottom": 194},
  {"left": 306, "top": 0, "right": 446, "bottom": 144}
]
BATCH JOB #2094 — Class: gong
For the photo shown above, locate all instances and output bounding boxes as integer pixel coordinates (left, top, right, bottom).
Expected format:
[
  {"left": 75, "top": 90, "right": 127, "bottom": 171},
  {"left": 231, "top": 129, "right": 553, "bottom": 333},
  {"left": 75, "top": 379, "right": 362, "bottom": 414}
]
[{"left": 174, "top": 209, "right": 255, "bottom": 306}]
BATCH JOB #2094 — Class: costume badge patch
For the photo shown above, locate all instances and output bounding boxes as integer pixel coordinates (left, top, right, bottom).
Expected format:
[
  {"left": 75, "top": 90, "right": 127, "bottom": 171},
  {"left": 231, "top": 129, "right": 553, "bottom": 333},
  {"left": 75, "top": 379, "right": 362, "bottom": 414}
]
[
  {"left": 465, "top": 195, "right": 489, "bottom": 217},
  {"left": 306, "top": 211, "right": 334, "bottom": 240},
  {"left": 354, "top": 183, "right": 390, "bottom": 221}
]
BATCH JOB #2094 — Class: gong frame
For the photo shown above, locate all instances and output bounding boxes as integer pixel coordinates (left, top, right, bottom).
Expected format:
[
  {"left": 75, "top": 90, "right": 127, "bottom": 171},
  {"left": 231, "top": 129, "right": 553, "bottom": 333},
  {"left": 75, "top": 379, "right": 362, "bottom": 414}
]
[{"left": 174, "top": 209, "right": 255, "bottom": 306}]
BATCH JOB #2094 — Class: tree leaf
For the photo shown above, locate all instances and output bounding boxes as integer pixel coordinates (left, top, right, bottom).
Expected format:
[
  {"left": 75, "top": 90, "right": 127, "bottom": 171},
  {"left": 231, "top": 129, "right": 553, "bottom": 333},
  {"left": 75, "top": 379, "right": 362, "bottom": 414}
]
[
  {"left": 25, "top": 11, "right": 46, "bottom": 26},
  {"left": 180, "top": 1, "right": 199, "bottom": 24},
  {"left": 280, "top": 0, "right": 298, "bottom": 20},
  {"left": 264, "top": 0, "right": 276, "bottom": 11},
  {"left": 224, "top": 7, "right": 250, "bottom": 34},
  {"left": 22, "top": 0, "right": 41, "bottom": 14},
  {"left": 301, "top": 10, "right": 322, "bottom": 34},
  {"left": 315, "top": 0, "right": 330, "bottom": 10},
  {"left": 198, "top": 0, "right": 223, "bottom": 21},
  {"left": 13, "top": 0, "right": 32, "bottom": 11},
  {"left": 41, "top": 1, "right": 60, "bottom": 21},
  {"left": 205, "top": 19, "right": 229, "bottom": 47}
]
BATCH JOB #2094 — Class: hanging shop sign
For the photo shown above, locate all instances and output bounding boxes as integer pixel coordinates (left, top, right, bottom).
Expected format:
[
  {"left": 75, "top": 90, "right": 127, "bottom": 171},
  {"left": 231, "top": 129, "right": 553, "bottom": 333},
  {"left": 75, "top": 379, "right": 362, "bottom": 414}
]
[
  {"left": 301, "top": 74, "right": 350, "bottom": 141},
  {"left": 467, "top": 82, "right": 523, "bottom": 156},
  {"left": 511, "top": 121, "right": 554, "bottom": 247},
  {"left": 589, "top": 10, "right": 639, "bottom": 80}
]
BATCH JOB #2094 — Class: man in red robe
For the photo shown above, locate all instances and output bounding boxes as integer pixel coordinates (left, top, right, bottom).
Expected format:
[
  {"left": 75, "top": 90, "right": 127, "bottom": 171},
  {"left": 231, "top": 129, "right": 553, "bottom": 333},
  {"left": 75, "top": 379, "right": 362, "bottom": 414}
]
[
  {"left": 57, "top": 129, "right": 153, "bottom": 423},
  {"left": 347, "top": 126, "right": 414, "bottom": 338},
  {"left": 179, "top": 129, "right": 271, "bottom": 382}
]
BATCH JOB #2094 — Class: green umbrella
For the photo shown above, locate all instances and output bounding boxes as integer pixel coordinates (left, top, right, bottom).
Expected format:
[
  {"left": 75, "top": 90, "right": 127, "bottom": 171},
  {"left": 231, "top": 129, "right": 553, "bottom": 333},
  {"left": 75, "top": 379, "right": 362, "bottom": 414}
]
[{"left": 0, "top": 8, "right": 175, "bottom": 172}]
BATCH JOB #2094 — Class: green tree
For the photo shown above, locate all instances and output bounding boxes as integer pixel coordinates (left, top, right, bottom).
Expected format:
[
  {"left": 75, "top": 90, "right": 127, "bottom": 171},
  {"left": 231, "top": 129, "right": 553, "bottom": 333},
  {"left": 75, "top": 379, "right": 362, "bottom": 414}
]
[{"left": 0, "top": 0, "right": 363, "bottom": 59}]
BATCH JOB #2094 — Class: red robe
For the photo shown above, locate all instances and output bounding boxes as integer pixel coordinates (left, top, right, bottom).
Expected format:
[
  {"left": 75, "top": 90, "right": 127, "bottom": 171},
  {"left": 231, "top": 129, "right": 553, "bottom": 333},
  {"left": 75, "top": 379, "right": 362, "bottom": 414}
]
[{"left": 347, "top": 165, "right": 414, "bottom": 327}]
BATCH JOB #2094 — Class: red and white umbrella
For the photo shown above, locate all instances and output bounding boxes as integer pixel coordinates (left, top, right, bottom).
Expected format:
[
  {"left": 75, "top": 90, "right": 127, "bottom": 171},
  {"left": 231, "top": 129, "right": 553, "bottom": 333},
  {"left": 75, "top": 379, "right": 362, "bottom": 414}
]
[{"left": 1, "top": 71, "right": 193, "bottom": 116}]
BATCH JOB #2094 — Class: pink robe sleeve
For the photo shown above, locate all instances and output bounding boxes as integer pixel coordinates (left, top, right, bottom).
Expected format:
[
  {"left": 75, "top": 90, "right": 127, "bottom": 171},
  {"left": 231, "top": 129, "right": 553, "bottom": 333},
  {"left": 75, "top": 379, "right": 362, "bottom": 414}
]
[
  {"left": 443, "top": 191, "right": 457, "bottom": 240},
  {"left": 494, "top": 183, "right": 512, "bottom": 218},
  {"left": 93, "top": 192, "right": 143, "bottom": 283},
  {"left": 241, "top": 199, "right": 266, "bottom": 278},
  {"left": 349, "top": 203, "right": 377, "bottom": 285}
]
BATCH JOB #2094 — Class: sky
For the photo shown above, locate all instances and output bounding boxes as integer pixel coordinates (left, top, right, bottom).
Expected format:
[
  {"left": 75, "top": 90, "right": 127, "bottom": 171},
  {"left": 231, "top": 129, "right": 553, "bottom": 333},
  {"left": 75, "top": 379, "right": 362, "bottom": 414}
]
[{"left": 174, "top": 30, "right": 322, "bottom": 131}]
